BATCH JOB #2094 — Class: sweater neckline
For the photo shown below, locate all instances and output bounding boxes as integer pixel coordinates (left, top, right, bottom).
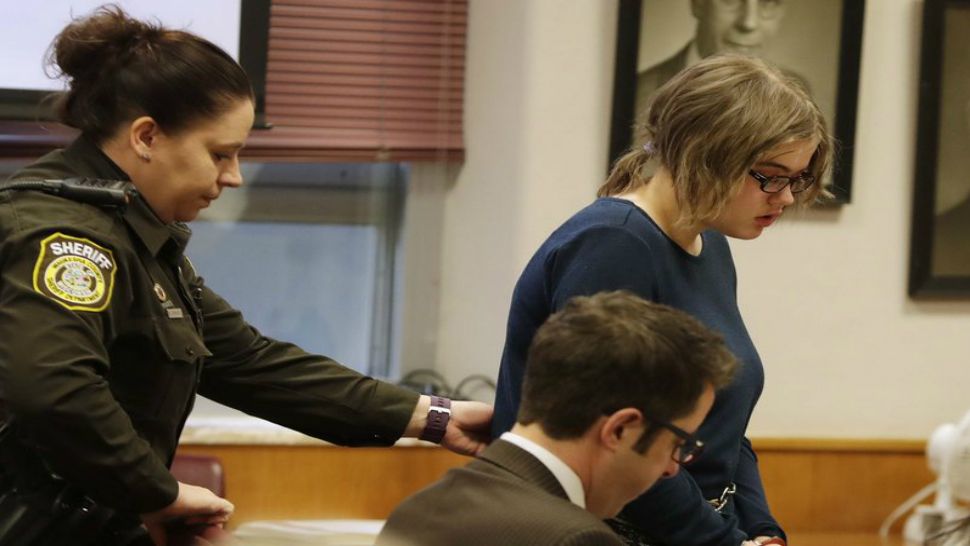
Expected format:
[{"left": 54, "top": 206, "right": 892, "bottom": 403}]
[{"left": 598, "top": 197, "right": 709, "bottom": 261}]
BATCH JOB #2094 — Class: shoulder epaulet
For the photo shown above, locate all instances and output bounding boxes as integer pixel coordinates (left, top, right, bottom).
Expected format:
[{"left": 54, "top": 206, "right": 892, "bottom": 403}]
[{"left": 0, "top": 177, "right": 136, "bottom": 208}]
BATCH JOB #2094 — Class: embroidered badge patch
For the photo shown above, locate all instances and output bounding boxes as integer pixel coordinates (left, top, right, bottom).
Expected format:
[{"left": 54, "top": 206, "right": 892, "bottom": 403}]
[{"left": 33, "top": 233, "right": 117, "bottom": 312}]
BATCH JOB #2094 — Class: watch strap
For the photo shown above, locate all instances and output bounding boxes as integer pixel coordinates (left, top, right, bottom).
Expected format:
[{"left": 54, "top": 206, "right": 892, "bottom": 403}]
[{"left": 419, "top": 395, "right": 452, "bottom": 444}]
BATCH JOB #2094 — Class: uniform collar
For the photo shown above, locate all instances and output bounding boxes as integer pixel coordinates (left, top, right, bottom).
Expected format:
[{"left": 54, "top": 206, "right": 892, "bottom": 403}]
[
  {"left": 64, "top": 135, "right": 191, "bottom": 260},
  {"left": 124, "top": 196, "right": 192, "bottom": 260},
  {"left": 62, "top": 134, "right": 131, "bottom": 180}
]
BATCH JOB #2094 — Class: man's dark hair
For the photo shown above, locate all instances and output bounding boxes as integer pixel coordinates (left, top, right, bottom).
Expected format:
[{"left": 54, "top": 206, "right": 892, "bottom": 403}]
[{"left": 517, "top": 291, "right": 737, "bottom": 451}]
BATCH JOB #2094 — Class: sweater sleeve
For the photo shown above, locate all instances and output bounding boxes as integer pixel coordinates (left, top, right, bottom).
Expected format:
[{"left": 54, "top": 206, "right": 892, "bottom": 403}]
[
  {"left": 734, "top": 437, "right": 785, "bottom": 540},
  {"left": 547, "top": 226, "right": 660, "bottom": 309},
  {"left": 621, "top": 470, "right": 748, "bottom": 546}
]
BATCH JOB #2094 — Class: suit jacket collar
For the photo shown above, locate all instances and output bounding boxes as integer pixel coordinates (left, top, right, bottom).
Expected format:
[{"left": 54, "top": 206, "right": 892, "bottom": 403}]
[{"left": 478, "top": 439, "right": 570, "bottom": 502}]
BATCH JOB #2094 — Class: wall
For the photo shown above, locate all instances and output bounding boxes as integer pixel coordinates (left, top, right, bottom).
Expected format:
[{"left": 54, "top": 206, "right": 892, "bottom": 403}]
[
  {"left": 429, "top": 0, "right": 970, "bottom": 439},
  {"left": 432, "top": 0, "right": 617, "bottom": 391}
]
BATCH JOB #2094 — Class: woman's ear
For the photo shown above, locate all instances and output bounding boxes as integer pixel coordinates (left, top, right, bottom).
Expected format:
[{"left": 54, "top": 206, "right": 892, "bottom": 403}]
[{"left": 128, "top": 116, "right": 160, "bottom": 162}]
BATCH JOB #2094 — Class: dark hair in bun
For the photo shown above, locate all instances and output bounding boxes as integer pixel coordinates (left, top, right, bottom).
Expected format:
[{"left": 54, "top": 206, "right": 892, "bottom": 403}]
[{"left": 48, "top": 4, "right": 253, "bottom": 143}]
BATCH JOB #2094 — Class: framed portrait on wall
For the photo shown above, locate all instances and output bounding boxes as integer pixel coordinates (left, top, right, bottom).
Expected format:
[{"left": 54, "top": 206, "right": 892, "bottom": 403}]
[
  {"left": 608, "top": 0, "right": 866, "bottom": 203},
  {"left": 909, "top": 0, "right": 970, "bottom": 297}
]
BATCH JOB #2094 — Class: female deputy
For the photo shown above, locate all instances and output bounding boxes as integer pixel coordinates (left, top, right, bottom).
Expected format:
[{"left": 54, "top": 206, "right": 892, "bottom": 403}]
[
  {"left": 492, "top": 54, "right": 832, "bottom": 546},
  {"left": 0, "top": 6, "right": 490, "bottom": 545}
]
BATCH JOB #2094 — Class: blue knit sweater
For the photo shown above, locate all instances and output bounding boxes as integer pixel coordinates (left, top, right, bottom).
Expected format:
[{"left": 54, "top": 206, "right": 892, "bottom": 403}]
[{"left": 492, "top": 197, "right": 784, "bottom": 545}]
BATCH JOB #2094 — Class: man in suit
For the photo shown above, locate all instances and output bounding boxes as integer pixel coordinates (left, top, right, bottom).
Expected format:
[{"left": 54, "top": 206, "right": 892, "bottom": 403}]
[
  {"left": 637, "top": 0, "right": 793, "bottom": 114},
  {"left": 376, "top": 291, "right": 738, "bottom": 546}
]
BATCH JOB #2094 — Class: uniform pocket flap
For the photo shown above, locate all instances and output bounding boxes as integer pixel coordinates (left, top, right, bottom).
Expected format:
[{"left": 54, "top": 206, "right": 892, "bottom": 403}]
[{"left": 153, "top": 318, "right": 212, "bottom": 363}]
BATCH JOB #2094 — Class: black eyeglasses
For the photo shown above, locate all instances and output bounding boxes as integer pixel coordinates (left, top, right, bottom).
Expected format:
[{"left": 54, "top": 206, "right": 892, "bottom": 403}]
[
  {"left": 748, "top": 169, "right": 816, "bottom": 194},
  {"left": 648, "top": 419, "right": 704, "bottom": 465}
]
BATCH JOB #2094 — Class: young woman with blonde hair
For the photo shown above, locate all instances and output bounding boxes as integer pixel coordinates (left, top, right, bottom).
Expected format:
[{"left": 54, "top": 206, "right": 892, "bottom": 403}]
[{"left": 492, "top": 54, "right": 833, "bottom": 546}]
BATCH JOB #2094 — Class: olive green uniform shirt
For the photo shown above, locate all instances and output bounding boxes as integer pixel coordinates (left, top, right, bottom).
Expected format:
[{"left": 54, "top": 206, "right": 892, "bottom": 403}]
[{"left": 0, "top": 136, "right": 419, "bottom": 514}]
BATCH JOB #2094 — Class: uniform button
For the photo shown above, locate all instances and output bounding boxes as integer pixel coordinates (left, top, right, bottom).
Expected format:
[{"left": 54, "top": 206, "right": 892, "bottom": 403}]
[{"left": 185, "top": 346, "right": 196, "bottom": 356}]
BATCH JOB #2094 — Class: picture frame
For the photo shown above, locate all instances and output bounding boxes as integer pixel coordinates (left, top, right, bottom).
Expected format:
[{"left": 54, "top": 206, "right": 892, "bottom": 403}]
[
  {"left": 608, "top": 0, "right": 866, "bottom": 203},
  {"left": 909, "top": 0, "right": 970, "bottom": 297}
]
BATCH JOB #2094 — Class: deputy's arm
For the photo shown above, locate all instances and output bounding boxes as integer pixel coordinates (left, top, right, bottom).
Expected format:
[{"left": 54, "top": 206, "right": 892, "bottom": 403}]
[{"left": 188, "top": 262, "right": 491, "bottom": 453}]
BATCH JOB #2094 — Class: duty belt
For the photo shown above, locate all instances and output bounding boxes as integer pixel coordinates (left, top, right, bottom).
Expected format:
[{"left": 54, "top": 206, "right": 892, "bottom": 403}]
[
  {"left": 0, "top": 422, "right": 151, "bottom": 545},
  {"left": 707, "top": 482, "right": 737, "bottom": 513}
]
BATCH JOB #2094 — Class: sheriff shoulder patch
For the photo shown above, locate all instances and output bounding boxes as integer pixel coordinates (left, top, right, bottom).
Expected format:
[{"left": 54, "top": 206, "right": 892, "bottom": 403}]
[{"left": 32, "top": 233, "right": 117, "bottom": 312}]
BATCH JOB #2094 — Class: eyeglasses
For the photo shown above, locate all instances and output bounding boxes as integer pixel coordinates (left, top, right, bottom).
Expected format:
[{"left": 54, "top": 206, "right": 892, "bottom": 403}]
[
  {"left": 648, "top": 419, "right": 705, "bottom": 465},
  {"left": 748, "top": 169, "right": 816, "bottom": 194},
  {"left": 714, "top": 0, "right": 785, "bottom": 20}
]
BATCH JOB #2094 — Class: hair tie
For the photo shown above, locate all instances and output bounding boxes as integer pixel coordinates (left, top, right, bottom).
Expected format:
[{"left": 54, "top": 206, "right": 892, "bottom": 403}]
[{"left": 642, "top": 142, "right": 656, "bottom": 155}]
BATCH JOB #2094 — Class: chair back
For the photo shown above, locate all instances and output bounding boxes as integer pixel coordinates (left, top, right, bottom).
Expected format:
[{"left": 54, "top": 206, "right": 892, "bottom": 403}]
[{"left": 170, "top": 454, "right": 225, "bottom": 497}]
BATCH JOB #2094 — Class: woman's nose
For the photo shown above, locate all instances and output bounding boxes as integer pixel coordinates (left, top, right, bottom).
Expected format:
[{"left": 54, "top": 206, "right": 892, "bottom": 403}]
[{"left": 219, "top": 159, "right": 243, "bottom": 188}]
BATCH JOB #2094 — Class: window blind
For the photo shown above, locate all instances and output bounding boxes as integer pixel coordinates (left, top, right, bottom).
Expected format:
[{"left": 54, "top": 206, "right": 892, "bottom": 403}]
[
  {"left": 246, "top": 0, "right": 467, "bottom": 162},
  {"left": 0, "top": 0, "right": 468, "bottom": 163}
]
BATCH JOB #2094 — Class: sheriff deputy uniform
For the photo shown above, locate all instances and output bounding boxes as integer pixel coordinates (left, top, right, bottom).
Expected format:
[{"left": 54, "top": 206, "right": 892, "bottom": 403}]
[{"left": 0, "top": 135, "right": 419, "bottom": 525}]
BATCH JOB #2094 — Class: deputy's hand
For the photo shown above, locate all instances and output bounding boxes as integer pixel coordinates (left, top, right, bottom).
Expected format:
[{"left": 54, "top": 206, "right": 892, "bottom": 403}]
[
  {"left": 441, "top": 400, "right": 493, "bottom": 456},
  {"left": 405, "top": 396, "right": 493, "bottom": 455},
  {"left": 141, "top": 481, "right": 234, "bottom": 544}
]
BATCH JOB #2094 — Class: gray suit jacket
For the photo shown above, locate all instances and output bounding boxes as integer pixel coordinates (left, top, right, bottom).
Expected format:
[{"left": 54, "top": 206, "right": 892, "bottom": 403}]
[{"left": 376, "top": 439, "right": 624, "bottom": 546}]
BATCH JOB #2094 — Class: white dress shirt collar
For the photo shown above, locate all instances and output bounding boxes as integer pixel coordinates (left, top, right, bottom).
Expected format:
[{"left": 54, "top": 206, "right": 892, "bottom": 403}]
[{"left": 500, "top": 431, "right": 586, "bottom": 508}]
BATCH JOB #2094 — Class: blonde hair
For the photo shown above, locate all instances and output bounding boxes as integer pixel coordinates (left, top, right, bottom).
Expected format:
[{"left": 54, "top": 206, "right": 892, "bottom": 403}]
[{"left": 600, "top": 54, "right": 834, "bottom": 224}]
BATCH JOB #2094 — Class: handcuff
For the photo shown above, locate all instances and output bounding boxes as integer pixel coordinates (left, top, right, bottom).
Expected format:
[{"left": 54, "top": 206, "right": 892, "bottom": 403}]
[{"left": 707, "top": 482, "right": 737, "bottom": 512}]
